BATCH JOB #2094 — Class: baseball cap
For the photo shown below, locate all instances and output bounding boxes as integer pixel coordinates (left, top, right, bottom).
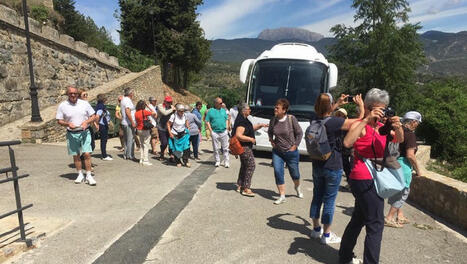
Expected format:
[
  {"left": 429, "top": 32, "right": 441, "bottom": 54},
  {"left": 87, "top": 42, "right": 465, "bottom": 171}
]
[
  {"left": 164, "top": 95, "right": 173, "bottom": 102},
  {"left": 149, "top": 96, "right": 156, "bottom": 101},
  {"left": 403, "top": 111, "right": 422, "bottom": 123}
]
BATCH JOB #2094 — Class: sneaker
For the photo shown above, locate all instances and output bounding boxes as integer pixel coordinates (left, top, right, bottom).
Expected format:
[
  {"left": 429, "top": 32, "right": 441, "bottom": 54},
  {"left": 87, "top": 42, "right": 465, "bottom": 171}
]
[
  {"left": 215, "top": 161, "right": 220, "bottom": 167},
  {"left": 295, "top": 187, "right": 304, "bottom": 198},
  {"left": 142, "top": 161, "right": 153, "bottom": 166},
  {"left": 320, "top": 232, "right": 341, "bottom": 244},
  {"left": 102, "top": 156, "right": 113, "bottom": 161},
  {"left": 310, "top": 228, "right": 323, "bottom": 239},
  {"left": 185, "top": 162, "right": 191, "bottom": 168},
  {"left": 344, "top": 258, "right": 363, "bottom": 264},
  {"left": 74, "top": 173, "right": 84, "bottom": 184},
  {"left": 220, "top": 160, "right": 225, "bottom": 167},
  {"left": 274, "top": 196, "right": 286, "bottom": 205},
  {"left": 224, "top": 162, "right": 230, "bottom": 168},
  {"left": 86, "top": 174, "right": 96, "bottom": 186}
]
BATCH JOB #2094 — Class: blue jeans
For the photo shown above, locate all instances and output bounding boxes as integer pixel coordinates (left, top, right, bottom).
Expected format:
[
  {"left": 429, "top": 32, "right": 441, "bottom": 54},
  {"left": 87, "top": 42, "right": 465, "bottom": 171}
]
[
  {"left": 99, "top": 125, "right": 109, "bottom": 158},
  {"left": 310, "top": 166, "right": 342, "bottom": 225},
  {"left": 272, "top": 149, "right": 300, "bottom": 185},
  {"left": 190, "top": 134, "right": 199, "bottom": 158}
]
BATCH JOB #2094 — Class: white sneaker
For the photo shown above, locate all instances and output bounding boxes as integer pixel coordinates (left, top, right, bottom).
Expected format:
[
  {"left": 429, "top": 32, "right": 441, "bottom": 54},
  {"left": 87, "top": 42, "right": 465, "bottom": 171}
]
[
  {"left": 220, "top": 160, "right": 225, "bottom": 167},
  {"left": 224, "top": 162, "right": 230, "bottom": 168},
  {"left": 274, "top": 196, "right": 286, "bottom": 205},
  {"left": 74, "top": 173, "right": 84, "bottom": 184},
  {"left": 142, "top": 161, "right": 153, "bottom": 166},
  {"left": 310, "top": 228, "right": 323, "bottom": 238},
  {"left": 295, "top": 187, "right": 304, "bottom": 198},
  {"left": 320, "top": 232, "right": 341, "bottom": 244},
  {"left": 86, "top": 174, "right": 96, "bottom": 186},
  {"left": 102, "top": 156, "right": 113, "bottom": 161},
  {"left": 215, "top": 161, "right": 220, "bottom": 167},
  {"left": 345, "top": 258, "right": 363, "bottom": 264}
]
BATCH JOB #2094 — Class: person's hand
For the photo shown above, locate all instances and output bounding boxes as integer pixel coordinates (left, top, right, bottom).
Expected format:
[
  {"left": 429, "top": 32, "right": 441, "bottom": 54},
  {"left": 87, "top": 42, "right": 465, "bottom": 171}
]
[
  {"left": 337, "top": 94, "right": 349, "bottom": 106},
  {"left": 251, "top": 138, "right": 256, "bottom": 144},
  {"left": 171, "top": 105, "right": 176, "bottom": 110},
  {"left": 365, "top": 107, "right": 384, "bottom": 122},
  {"left": 95, "top": 124, "right": 99, "bottom": 131},
  {"left": 261, "top": 123, "right": 268, "bottom": 128},
  {"left": 169, "top": 132, "right": 174, "bottom": 139},
  {"left": 289, "top": 145, "right": 297, "bottom": 152},
  {"left": 131, "top": 122, "right": 136, "bottom": 128},
  {"left": 80, "top": 121, "right": 88, "bottom": 130},
  {"left": 390, "top": 116, "right": 402, "bottom": 129},
  {"left": 270, "top": 140, "right": 276, "bottom": 148},
  {"left": 354, "top": 94, "right": 363, "bottom": 106}
]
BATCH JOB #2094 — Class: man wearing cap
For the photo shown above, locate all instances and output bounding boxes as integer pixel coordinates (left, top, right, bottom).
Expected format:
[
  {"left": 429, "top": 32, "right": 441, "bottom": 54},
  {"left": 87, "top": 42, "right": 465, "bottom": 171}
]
[
  {"left": 56, "top": 86, "right": 98, "bottom": 186},
  {"left": 157, "top": 95, "right": 176, "bottom": 159},
  {"left": 206, "top": 97, "right": 230, "bottom": 168},
  {"left": 121, "top": 88, "right": 136, "bottom": 160},
  {"left": 147, "top": 97, "right": 159, "bottom": 154}
]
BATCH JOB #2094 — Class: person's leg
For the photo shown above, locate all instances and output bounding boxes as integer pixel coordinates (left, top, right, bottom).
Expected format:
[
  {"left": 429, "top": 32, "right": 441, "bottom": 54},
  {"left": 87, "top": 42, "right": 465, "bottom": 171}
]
[
  {"left": 182, "top": 148, "right": 190, "bottom": 165},
  {"left": 119, "top": 125, "right": 125, "bottom": 149},
  {"left": 242, "top": 147, "right": 256, "bottom": 191},
  {"left": 143, "top": 130, "right": 151, "bottom": 163},
  {"left": 122, "top": 125, "right": 130, "bottom": 159},
  {"left": 272, "top": 150, "right": 286, "bottom": 203},
  {"left": 211, "top": 132, "right": 221, "bottom": 164},
  {"left": 89, "top": 127, "right": 96, "bottom": 151},
  {"left": 237, "top": 149, "right": 247, "bottom": 191},
  {"left": 310, "top": 166, "right": 325, "bottom": 228},
  {"left": 396, "top": 188, "right": 410, "bottom": 223},
  {"left": 192, "top": 134, "right": 199, "bottom": 158},
  {"left": 99, "top": 125, "right": 108, "bottom": 158},
  {"left": 343, "top": 153, "right": 351, "bottom": 182},
  {"left": 339, "top": 179, "right": 367, "bottom": 263},
  {"left": 158, "top": 129, "right": 168, "bottom": 158},
  {"left": 285, "top": 149, "right": 302, "bottom": 197},
  {"left": 321, "top": 169, "right": 343, "bottom": 234},
  {"left": 220, "top": 131, "right": 230, "bottom": 166},
  {"left": 362, "top": 186, "right": 384, "bottom": 264}
]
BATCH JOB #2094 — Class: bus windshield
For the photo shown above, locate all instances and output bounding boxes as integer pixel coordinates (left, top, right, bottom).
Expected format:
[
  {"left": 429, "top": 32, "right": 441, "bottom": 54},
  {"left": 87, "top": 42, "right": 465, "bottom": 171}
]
[{"left": 248, "top": 59, "right": 327, "bottom": 118}]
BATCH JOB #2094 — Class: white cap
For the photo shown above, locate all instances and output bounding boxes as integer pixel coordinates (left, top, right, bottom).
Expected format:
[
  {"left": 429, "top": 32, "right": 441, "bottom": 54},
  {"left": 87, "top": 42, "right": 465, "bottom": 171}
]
[
  {"left": 336, "top": 108, "right": 348, "bottom": 117},
  {"left": 403, "top": 111, "right": 422, "bottom": 123}
]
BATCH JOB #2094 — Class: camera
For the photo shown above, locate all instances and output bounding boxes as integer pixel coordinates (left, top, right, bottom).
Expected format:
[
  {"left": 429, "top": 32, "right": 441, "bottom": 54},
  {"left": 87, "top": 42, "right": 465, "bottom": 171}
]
[
  {"left": 383, "top": 107, "right": 395, "bottom": 118},
  {"left": 346, "top": 95, "right": 354, "bottom": 102}
]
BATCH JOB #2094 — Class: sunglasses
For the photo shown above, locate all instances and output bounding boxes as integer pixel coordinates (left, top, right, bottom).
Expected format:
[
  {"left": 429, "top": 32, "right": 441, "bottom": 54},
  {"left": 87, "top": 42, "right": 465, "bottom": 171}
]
[{"left": 82, "top": 94, "right": 88, "bottom": 97}]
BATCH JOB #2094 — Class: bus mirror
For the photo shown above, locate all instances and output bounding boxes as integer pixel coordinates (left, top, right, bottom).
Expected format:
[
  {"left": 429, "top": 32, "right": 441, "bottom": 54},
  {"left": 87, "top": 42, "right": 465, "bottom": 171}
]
[
  {"left": 327, "top": 63, "right": 338, "bottom": 90},
  {"left": 240, "top": 59, "right": 255, "bottom": 84}
]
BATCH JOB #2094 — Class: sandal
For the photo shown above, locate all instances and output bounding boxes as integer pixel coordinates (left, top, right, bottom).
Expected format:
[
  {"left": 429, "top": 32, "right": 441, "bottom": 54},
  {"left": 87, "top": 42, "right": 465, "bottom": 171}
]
[
  {"left": 397, "top": 217, "right": 410, "bottom": 224},
  {"left": 384, "top": 218, "right": 403, "bottom": 228},
  {"left": 241, "top": 189, "right": 255, "bottom": 197}
]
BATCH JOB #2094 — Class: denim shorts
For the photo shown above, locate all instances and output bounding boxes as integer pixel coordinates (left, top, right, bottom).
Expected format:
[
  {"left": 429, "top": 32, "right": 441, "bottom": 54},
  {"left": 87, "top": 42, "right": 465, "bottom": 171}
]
[
  {"left": 272, "top": 149, "right": 300, "bottom": 185},
  {"left": 66, "top": 129, "right": 92, "bottom": 155}
]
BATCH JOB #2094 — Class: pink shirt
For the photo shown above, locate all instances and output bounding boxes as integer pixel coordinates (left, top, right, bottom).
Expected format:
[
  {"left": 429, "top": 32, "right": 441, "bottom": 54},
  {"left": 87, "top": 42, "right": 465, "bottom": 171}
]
[{"left": 350, "top": 122, "right": 387, "bottom": 180}]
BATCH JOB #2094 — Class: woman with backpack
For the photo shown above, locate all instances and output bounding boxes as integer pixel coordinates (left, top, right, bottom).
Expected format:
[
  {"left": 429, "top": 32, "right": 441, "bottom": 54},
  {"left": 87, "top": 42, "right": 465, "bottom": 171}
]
[
  {"left": 233, "top": 103, "right": 268, "bottom": 197},
  {"left": 167, "top": 104, "right": 191, "bottom": 168},
  {"left": 338, "top": 88, "right": 403, "bottom": 264},
  {"left": 134, "top": 100, "right": 157, "bottom": 166},
  {"left": 268, "top": 98, "right": 303, "bottom": 205},
  {"left": 309, "top": 93, "right": 364, "bottom": 245},
  {"left": 95, "top": 94, "right": 112, "bottom": 161}
]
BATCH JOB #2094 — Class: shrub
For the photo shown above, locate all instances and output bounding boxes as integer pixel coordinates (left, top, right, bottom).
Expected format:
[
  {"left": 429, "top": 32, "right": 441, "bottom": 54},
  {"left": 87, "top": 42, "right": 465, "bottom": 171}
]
[{"left": 30, "top": 4, "right": 49, "bottom": 24}]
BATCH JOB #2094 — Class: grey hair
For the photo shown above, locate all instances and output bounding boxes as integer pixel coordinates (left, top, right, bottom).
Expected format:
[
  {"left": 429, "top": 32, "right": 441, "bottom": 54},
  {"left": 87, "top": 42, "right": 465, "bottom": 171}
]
[
  {"left": 175, "top": 103, "right": 185, "bottom": 111},
  {"left": 238, "top": 102, "right": 250, "bottom": 112},
  {"left": 124, "top": 88, "right": 133, "bottom": 96},
  {"left": 364, "top": 88, "right": 390, "bottom": 108}
]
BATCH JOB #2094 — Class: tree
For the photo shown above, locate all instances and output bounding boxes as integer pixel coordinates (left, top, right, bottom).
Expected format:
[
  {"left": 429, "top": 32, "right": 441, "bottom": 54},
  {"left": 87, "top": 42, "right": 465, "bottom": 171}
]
[{"left": 329, "top": 0, "right": 425, "bottom": 111}]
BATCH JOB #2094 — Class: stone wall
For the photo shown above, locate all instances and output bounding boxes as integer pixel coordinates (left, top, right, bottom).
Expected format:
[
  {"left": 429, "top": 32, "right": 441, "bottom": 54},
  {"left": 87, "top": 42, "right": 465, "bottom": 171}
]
[
  {"left": 410, "top": 145, "right": 467, "bottom": 230},
  {"left": 0, "top": 4, "right": 126, "bottom": 127}
]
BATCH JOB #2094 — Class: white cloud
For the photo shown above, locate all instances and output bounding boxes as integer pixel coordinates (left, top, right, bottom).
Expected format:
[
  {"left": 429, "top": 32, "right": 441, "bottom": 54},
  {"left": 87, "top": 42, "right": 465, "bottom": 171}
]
[
  {"left": 198, "top": 0, "right": 278, "bottom": 39},
  {"left": 300, "top": 11, "right": 356, "bottom": 37},
  {"left": 410, "top": 6, "right": 467, "bottom": 23}
]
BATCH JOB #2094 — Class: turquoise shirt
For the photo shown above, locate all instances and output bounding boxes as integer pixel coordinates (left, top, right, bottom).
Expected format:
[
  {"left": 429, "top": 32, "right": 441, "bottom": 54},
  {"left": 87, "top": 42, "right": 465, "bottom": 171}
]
[{"left": 205, "top": 108, "right": 228, "bottom": 133}]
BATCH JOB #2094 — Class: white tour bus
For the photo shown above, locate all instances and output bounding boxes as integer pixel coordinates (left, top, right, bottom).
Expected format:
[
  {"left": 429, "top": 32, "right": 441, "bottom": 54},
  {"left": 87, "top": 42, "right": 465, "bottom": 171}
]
[{"left": 239, "top": 43, "right": 338, "bottom": 154}]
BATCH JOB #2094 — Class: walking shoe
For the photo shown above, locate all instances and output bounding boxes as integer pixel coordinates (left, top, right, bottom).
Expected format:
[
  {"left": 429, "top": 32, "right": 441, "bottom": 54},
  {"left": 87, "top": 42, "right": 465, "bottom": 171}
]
[
  {"left": 310, "top": 228, "right": 323, "bottom": 239},
  {"left": 344, "top": 257, "right": 363, "bottom": 264},
  {"left": 295, "top": 186, "right": 304, "bottom": 198},
  {"left": 142, "top": 161, "right": 153, "bottom": 166},
  {"left": 220, "top": 160, "right": 225, "bottom": 167},
  {"left": 185, "top": 162, "right": 191, "bottom": 168},
  {"left": 139, "top": 159, "right": 143, "bottom": 164},
  {"left": 102, "top": 156, "right": 113, "bottom": 161},
  {"left": 215, "top": 161, "right": 220, "bottom": 167},
  {"left": 384, "top": 218, "right": 403, "bottom": 228},
  {"left": 224, "top": 162, "right": 230, "bottom": 168},
  {"left": 320, "top": 232, "right": 341, "bottom": 244},
  {"left": 74, "top": 173, "right": 84, "bottom": 184},
  {"left": 86, "top": 174, "right": 96, "bottom": 186},
  {"left": 241, "top": 189, "right": 255, "bottom": 197},
  {"left": 274, "top": 196, "right": 286, "bottom": 205}
]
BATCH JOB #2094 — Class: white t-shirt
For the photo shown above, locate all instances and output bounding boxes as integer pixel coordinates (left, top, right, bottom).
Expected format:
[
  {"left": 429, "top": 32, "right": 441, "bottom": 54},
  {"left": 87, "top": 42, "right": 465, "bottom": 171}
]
[
  {"left": 229, "top": 106, "right": 238, "bottom": 127},
  {"left": 120, "top": 96, "right": 135, "bottom": 126},
  {"left": 146, "top": 103, "right": 157, "bottom": 127},
  {"left": 56, "top": 99, "right": 95, "bottom": 131},
  {"left": 169, "top": 113, "right": 186, "bottom": 135}
]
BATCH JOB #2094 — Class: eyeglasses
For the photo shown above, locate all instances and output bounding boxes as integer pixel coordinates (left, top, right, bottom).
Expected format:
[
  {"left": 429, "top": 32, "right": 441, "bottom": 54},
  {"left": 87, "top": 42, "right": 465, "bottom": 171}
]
[{"left": 81, "top": 94, "right": 88, "bottom": 98}]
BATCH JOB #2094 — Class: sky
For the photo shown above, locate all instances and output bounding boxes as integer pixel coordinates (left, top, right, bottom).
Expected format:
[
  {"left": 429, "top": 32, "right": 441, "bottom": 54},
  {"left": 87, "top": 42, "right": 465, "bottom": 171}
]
[{"left": 74, "top": 0, "right": 467, "bottom": 44}]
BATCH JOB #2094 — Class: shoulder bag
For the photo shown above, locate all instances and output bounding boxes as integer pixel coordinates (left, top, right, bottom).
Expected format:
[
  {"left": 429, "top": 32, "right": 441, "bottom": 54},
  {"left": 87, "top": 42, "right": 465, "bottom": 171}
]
[{"left": 142, "top": 111, "right": 154, "bottom": 130}]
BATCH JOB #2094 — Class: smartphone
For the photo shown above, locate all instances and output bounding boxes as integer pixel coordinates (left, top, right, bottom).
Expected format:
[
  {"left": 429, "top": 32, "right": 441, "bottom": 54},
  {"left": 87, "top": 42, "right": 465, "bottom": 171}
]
[{"left": 347, "top": 95, "right": 354, "bottom": 102}]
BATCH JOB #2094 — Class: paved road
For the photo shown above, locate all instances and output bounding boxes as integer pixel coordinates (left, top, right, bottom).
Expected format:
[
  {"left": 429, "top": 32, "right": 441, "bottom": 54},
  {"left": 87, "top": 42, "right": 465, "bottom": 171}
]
[{"left": 0, "top": 139, "right": 466, "bottom": 264}]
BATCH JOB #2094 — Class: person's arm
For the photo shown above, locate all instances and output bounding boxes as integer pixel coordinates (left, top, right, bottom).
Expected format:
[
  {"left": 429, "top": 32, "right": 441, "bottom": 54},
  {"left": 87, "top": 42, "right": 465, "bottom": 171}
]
[
  {"left": 205, "top": 112, "right": 213, "bottom": 132},
  {"left": 185, "top": 119, "right": 189, "bottom": 129},
  {"left": 290, "top": 116, "right": 303, "bottom": 151},
  {"left": 115, "top": 108, "right": 122, "bottom": 120},
  {"left": 331, "top": 94, "right": 348, "bottom": 112},
  {"left": 193, "top": 114, "right": 202, "bottom": 128},
  {"left": 167, "top": 121, "right": 174, "bottom": 138},
  {"left": 343, "top": 107, "right": 383, "bottom": 148},
  {"left": 125, "top": 107, "right": 135, "bottom": 128},
  {"left": 341, "top": 94, "right": 365, "bottom": 130},
  {"left": 406, "top": 147, "right": 422, "bottom": 176},
  {"left": 390, "top": 116, "right": 404, "bottom": 143},
  {"left": 253, "top": 123, "right": 267, "bottom": 131},
  {"left": 236, "top": 126, "right": 255, "bottom": 144},
  {"left": 158, "top": 105, "right": 174, "bottom": 116},
  {"left": 268, "top": 118, "right": 275, "bottom": 148},
  {"left": 81, "top": 114, "right": 98, "bottom": 130},
  {"left": 57, "top": 119, "right": 76, "bottom": 129}
]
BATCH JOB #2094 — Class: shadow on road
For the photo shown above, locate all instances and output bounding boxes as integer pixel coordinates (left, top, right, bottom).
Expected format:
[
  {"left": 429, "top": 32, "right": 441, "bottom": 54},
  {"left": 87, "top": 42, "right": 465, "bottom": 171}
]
[
  {"left": 201, "top": 149, "right": 213, "bottom": 154},
  {"left": 216, "top": 182, "right": 237, "bottom": 192},
  {"left": 336, "top": 205, "right": 354, "bottom": 216},
  {"left": 267, "top": 213, "right": 339, "bottom": 263},
  {"left": 59, "top": 173, "right": 77, "bottom": 180}
]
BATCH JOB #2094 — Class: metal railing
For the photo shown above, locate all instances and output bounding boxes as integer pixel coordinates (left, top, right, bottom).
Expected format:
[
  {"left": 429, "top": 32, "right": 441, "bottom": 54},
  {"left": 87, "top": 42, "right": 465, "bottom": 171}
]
[{"left": 0, "top": 140, "right": 33, "bottom": 247}]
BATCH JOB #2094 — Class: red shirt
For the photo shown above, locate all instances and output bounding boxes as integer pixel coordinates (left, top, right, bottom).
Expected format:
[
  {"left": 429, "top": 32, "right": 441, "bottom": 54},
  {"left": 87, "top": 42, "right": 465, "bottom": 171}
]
[
  {"left": 350, "top": 122, "right": 387, "bottom": 180},
  {"left": 135, "top": 110, "right": 152, "bottom": 130}
]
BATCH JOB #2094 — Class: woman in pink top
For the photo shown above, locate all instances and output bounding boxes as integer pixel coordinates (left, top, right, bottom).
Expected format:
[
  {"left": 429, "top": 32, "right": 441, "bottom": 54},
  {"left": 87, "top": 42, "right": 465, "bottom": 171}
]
[{"left": 338, "top": 88, "right": 403, "bottom": 264}]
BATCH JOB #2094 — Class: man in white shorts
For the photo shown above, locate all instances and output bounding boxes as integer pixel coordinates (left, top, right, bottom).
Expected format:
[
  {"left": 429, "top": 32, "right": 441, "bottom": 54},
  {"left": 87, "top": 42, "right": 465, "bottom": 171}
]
[{"left": 56, "top": 86, "right": 98, "bottom": 185}]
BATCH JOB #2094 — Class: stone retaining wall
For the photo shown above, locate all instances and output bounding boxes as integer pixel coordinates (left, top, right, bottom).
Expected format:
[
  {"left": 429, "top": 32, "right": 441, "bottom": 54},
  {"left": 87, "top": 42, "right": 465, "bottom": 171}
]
[
  {"left": 0, "top": 4, "right": 126, "bottom": 127},
  {"left": 410, "top": 145, "right": 467, "bottom": 230}
]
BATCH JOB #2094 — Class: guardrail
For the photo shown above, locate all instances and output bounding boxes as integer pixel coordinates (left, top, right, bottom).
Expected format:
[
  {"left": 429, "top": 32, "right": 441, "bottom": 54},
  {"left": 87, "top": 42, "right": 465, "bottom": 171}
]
[{"left": 0, "top": 140, "right": 33, "bottom": 247}]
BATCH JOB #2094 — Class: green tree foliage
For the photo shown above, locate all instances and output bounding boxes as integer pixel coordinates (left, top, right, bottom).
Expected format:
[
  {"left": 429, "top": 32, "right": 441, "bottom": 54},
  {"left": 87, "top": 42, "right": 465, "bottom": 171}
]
[
  {"left": 30, "top": 4, "right": 49, "bottom": 24},
  {"left": 329, "top": 0, "right": 425, "bottom": 111},
  {"left": 119, "top": 0, "right": 211, "bottom": 88}
]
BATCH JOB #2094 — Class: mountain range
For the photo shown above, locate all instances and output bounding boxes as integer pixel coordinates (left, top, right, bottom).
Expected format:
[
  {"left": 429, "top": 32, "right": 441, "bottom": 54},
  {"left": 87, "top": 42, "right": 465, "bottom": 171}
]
[{"left": 210, "top": 28, "right": 467, "bottom": 76}]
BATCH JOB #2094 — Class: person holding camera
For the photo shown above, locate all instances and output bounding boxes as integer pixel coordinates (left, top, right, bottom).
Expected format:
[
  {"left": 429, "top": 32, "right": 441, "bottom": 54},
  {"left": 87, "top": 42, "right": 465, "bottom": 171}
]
[
  {"left": 309, "top": 93, "right": 364, "bottom": 245},
  {"left": 338, "top": 88, "right": 403, "bottom": 264},
  {"left": 135, "top": 100, "right": 157, "bottom": 166},
  {"left": 384, "top": 111, "right": 423, "bottom": 227}
]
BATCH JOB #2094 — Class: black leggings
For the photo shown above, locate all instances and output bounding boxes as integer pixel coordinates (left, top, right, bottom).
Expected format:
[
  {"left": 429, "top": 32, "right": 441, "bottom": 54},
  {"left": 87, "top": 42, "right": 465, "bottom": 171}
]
[{"left": 158, "top": 129, "right": 169, "bottom": 156}]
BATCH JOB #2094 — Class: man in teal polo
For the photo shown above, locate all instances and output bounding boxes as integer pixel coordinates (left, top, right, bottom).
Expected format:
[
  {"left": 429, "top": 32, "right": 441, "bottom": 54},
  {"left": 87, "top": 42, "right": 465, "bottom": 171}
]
[{"left": 205, "top": 97, "right": 230, "bottom": 168}]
